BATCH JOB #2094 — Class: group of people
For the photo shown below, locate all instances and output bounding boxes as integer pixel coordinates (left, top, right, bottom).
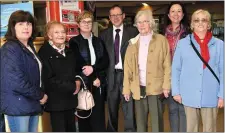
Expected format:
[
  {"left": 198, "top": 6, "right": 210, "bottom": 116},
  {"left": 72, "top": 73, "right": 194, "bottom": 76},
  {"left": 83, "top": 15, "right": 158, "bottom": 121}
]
[{"left": 0, "top": 2, "right": 224, "bottom": 132}]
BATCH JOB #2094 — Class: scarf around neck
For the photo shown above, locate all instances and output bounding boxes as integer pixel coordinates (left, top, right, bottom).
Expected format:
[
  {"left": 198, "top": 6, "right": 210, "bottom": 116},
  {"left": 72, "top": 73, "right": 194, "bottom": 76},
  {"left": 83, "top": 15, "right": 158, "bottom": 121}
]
[
  {"left": 165, "top": 24, "right": 185, "bottom": 59},
  {"left": 193, "top": 31, "right": 212, "bottom": 69}
]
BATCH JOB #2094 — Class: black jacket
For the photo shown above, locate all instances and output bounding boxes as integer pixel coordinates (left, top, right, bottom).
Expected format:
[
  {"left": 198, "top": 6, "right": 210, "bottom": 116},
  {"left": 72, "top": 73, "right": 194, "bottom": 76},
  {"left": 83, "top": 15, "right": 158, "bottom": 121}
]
[
  {"left": 99, "top": 26, "right": 138, "bottom": 92},
  {"left": 38, "top": 42, "right": 81, "bottom": 112},
  {"left": 69, "top": 34, "right": 109, "bottom": 89}
]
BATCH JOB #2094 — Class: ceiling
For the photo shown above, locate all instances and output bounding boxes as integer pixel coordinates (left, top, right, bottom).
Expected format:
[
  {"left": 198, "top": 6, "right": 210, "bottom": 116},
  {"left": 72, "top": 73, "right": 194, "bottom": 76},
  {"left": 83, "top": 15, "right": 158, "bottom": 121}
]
[{"left": 2, "top": 1, "right": 224, "bottom": 18}]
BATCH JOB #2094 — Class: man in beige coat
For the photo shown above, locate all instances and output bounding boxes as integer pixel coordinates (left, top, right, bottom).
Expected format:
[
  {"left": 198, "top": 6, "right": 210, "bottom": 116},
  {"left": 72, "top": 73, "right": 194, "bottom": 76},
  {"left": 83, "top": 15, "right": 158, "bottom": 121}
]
[{"left": 123, "top": 9, "right": 171, "bottom": 132}]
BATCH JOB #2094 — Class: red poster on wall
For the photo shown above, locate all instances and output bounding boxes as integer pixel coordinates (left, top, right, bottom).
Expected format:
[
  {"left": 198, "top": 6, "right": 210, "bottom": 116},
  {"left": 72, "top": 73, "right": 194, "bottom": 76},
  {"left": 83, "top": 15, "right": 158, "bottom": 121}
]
[
  {"left": 61, "top": 9, "right": 79, "bottom": 23},
  {"left": 59, "top": 1, "right": 82, "bottom": 40}
]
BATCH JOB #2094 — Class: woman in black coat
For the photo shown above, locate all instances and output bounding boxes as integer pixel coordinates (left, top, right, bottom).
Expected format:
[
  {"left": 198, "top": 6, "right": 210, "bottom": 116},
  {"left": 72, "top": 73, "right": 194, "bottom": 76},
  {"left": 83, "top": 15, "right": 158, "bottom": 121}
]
[
  {"left": 69, "top": 11, "right": 109, "bottom": 132},
  {"left": 38, "top": 21, "right": 81, "bottom": 132}
]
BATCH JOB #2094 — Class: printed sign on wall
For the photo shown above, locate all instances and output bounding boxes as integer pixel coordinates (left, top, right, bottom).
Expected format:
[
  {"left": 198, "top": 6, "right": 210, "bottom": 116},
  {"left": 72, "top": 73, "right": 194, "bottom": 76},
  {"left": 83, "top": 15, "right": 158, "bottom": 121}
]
[{"left": 1, "top": 2, "right": 33, "bottom": 37}]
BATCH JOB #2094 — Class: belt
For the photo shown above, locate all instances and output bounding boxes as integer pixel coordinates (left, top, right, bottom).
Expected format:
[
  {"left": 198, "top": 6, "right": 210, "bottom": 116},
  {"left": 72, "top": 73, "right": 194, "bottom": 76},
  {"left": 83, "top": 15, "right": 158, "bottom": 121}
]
[{"left": 115, "top": 69, "right": 123, "bottom": 73}]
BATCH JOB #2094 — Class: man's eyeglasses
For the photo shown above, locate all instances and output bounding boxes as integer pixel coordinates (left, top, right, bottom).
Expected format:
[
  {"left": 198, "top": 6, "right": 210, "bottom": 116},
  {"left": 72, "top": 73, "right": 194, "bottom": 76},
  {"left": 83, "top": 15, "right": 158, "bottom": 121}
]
[
  {"left": 193, "top": 19, "right": 208, "bottom": 24},
  {"left": 136, "top": 20, "right": 150, "bottom": 25},
  {"left": 80, "top": 20, "right": 92, "bottom": 25},
  {"left": 110, "top": 14, "right": 123, "bottom": 18}
]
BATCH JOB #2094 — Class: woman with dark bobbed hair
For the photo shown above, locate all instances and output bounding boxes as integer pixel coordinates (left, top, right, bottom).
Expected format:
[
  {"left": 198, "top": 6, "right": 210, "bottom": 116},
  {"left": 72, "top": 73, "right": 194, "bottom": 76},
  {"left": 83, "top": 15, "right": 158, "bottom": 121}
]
[{"left": 1, "top": 10, "right": 47, "bottom": 132}]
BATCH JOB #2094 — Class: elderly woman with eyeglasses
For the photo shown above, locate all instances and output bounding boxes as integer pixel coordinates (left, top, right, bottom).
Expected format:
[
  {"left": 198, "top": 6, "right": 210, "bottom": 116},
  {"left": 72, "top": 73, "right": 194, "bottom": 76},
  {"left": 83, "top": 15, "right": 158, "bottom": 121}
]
[
  {"left": 122, "top": 9, "right": 171, "bottom": 132},
  {"left": 69, "top": 10, "right": 109, "bottom": 132},
  {"left": 172, "top": 9, "right": 224, "bottom": 132}
]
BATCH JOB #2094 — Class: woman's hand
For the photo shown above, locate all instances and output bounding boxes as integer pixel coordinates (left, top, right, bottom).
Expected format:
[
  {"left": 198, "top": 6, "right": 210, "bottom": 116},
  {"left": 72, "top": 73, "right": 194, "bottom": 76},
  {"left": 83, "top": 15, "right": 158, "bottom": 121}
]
[
  {"left": 218, "top": 97, "right": 224, "bottom": 108},
  {"left": 163, "top": 89, "right": 170, "bottom": 98},
  {"left": 93, "top": 78, "right": 100, "bottom": 87},
  {"left": 124, "top": 94, "right": 130, "bottom": 102},
  {"left": 73, "top": 80, "right": 81, "bottom": 95},
  {"left": 40, "top": 94, "right": 48, "bottom": 105},
  {"left": 82, "top": 66, "right": 93, "bottom": 76},
  {"left": 173, "top": 95, "right": 182, "bottom": 104}
]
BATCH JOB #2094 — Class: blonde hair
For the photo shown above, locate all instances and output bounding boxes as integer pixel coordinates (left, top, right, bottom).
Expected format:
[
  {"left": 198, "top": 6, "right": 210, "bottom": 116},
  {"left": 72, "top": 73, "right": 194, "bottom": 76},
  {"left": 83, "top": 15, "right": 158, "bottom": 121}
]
[
  {"left": 44, "top": 21, "right": 67, "bottom": 40},
  {"left": 134, "top": 9, "right": 156, "bottom": 32},
  {"left": 77, "top": 10, "right": 94, "bottom": 23},
  {"left": 190, "top": 9, "right": 211, "bottom": 31}
]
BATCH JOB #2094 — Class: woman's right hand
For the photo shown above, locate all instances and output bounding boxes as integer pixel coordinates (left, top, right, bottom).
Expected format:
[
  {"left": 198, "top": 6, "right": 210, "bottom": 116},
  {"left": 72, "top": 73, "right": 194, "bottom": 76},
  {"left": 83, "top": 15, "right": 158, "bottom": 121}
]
[
  {"left": 40, "top": 94, "right": 48, "bottom": 105},
  {"left": 124, "top": 94, "right": 130, "bottom": 102},
  {"left": 173, "top": 95, "right": 182, "bottom": 104}
]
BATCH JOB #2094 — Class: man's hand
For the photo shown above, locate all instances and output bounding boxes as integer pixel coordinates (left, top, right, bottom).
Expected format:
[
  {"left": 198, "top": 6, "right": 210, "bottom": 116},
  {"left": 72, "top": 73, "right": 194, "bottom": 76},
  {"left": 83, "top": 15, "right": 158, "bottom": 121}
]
[{"left": 124, "top": 94, "right": 130, "bottom": 102}]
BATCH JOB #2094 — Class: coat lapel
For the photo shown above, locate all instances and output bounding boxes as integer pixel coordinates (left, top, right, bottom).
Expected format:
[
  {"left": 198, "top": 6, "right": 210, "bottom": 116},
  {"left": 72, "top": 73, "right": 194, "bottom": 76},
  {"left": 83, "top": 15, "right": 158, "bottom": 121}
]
[{"left": 107, "top": 28, "right": 114, "bottom": 54}]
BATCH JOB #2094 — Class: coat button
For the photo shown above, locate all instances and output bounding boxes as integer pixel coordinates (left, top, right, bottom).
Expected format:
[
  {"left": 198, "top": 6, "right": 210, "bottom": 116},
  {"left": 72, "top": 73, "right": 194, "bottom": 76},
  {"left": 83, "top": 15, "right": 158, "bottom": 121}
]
[
  {"left": 150, "top": 50, "right": 153, "bottom": 52},
  {"left": 148, "top": 83, "right": 151, "bottom": 85},
  {"left": 148, "top": 72, "right": 151, "bottom": 74},
  {"left": 148, "top": 61, "right": 151, "bottom": 63},
  {"left": 56, "top": 56, "right": 59, "bottom": 58}
]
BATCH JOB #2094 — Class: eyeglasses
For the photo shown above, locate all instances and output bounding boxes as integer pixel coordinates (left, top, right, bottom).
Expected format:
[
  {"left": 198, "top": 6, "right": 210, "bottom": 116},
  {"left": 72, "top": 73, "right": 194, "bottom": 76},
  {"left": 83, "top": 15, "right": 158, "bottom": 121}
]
[
  {"left": 80, "top": 20, "right": 92, "bottom": 25},
  {"left": 193, "top": 19, "right": 208, "bottom": 24},
  {"left": 110, "top": 14, "right": 123, "bottom": 18},
  {"left": 136, "top": 20, "right": 150, "bottom": 25}
]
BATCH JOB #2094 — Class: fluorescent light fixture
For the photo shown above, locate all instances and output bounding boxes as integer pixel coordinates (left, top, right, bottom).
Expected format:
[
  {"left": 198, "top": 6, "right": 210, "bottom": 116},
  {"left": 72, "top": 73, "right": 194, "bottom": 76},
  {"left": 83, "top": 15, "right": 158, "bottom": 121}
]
[{"left": 142, "top": 3, "right": 149, "bottom": 7}]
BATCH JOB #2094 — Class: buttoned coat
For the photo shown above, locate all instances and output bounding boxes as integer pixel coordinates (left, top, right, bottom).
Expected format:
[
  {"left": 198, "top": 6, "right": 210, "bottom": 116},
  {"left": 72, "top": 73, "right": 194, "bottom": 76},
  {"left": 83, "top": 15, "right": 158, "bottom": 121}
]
[
  {"left": 123, "top": 33, "right": 171, "bottom": 100},
  {"left": 172, "top": 34, "right": 224, "bottom": 108}
]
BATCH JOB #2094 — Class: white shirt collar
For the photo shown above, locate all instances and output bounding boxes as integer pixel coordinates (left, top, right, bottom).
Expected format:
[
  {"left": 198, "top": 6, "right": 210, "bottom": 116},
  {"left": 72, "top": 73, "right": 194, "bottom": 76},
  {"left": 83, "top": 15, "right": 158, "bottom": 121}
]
[
  {"left": 113, "top": 24, "right": 123, "bottom": 32},
  {"left": 49, "top": 40, "right": 65, "bottom": 53},
  {"left": 81, "top": 33, "right": 93, "bottom": 40}
]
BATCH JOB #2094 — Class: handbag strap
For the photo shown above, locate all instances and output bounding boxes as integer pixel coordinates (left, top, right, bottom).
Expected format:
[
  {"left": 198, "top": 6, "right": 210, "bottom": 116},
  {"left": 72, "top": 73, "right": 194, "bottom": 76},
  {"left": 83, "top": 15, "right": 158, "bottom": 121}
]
[
  {"left": 75, "top": 75, "right": 93, "bottom": 118},
  {"left": 74, "top": 108, "right": 92, "bottom": 119},
  {"left": 190, "top": 36, "right": 220, "bottom": 84},
  {"left": 75, "top": 75, "right": 87, "bottom": 90}
]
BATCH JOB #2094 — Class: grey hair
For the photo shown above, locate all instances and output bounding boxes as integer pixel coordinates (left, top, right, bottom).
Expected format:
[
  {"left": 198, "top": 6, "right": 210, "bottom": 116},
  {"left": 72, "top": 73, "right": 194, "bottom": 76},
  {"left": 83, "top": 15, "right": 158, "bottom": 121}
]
[{"left": 134, "top": 9, "right": 156, "bottom": 32}]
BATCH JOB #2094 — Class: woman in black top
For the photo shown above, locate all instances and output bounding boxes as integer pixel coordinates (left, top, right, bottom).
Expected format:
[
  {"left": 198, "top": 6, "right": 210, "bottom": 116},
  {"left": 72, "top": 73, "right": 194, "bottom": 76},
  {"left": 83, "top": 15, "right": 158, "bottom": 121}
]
[
  {"left": 69, "top": 10, "right": 109, "bottom": 132},
  {"left": 38, "top": 21, "right": 81, "bottom": 132}
]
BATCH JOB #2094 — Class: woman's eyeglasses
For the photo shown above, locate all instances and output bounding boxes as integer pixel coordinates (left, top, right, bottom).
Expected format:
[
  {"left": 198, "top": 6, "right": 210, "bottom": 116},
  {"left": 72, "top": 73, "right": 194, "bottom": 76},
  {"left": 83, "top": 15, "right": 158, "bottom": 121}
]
[
  {"left": 80, "top": 20, "right": 92, "bottom": 25},
  {"left": 193, "top": 19, "right": 208, "bottom": 24}
]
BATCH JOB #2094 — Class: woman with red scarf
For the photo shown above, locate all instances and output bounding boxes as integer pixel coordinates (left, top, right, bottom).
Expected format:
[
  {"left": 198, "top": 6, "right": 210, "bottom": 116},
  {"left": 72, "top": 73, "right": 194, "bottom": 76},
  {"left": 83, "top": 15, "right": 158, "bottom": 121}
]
[
  {"left": 163, "top": 2, "right": 190, "bottom": 132},
  {"left": 172, "top": 9, "right": 224, "bottom": 132}
]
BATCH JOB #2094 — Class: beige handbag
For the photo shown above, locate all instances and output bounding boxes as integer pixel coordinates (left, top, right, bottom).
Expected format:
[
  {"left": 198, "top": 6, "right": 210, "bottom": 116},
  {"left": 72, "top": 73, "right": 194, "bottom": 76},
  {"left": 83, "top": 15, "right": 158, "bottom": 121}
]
[{"left": 74, "top": 75, "right": 95, "bottom": 119}]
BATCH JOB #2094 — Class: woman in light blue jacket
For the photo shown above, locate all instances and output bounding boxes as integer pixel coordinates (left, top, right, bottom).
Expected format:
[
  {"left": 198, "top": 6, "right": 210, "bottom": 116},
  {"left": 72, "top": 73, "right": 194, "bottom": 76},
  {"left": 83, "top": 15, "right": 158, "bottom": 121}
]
[{"left": 172, "top": 9, "right": 223, "bottom": 132}]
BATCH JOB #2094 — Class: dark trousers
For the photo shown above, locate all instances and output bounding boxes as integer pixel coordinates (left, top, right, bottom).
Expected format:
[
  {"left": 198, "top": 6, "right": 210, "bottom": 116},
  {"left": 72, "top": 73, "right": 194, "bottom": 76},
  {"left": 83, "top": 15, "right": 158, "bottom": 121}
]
[
  {"left": 168, "top": 94, "right": 186, "bottom": 132},
  {"left": 0, "top": 113, "right": 5, "bottom": 132},
  {"left": 78, "top": 86, "right": 106, "bottom": 132},
  {"left": 50, "top": 109, "right": 76, "bottom": 132},
  {"left": 107, "top": 71, "right": 136, "bottom": 132}
]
